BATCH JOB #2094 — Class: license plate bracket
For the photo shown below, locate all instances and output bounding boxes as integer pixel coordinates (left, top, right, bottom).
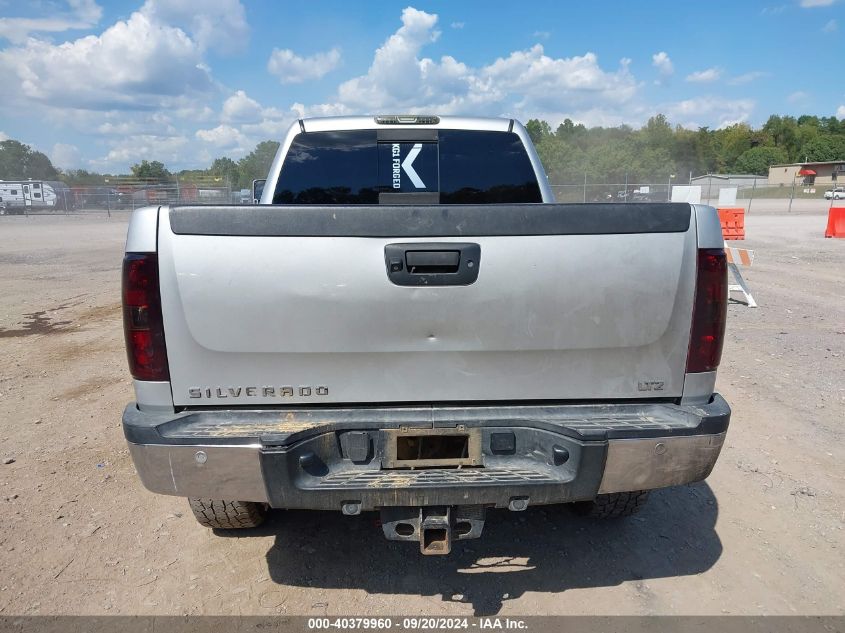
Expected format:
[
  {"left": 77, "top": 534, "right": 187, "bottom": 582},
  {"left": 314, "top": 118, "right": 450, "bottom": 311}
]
[{"left": 381, "top": 426, "right": 482, "bottom": 468}]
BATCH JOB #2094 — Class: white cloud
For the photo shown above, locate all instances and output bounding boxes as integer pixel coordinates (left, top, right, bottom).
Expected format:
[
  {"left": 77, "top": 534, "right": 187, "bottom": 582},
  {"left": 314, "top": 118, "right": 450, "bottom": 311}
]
[
  {"left": 335, "top": 7, "right": 443, "bottom": 108},
  {"left": 239, "top": 118, "right": 294, "bottom": 139},
  {"left": 450, "top": 22, "right": 464, "bottom": 29},
  {"left": 482, "top": 49, "right": 637, "bottom": 111},
  {"left": 0, "top": 0, "right": 102, "bottom": 43},
  {"left": 728, "top": 71, "right": 769, "bottom": 85},
  {"left": 799, "top": 0, "right": 837, "bottom": 7},
  {"left": 290, "top": 101, "right": 352, "bottom": 118},
  {"left": 95, "top": 112, "right": 177, "bottom": 136},
  {"left": 662, "top": 97, "right": 755, "bottom": 129},
  {"left": 89, "top": 134, "right": 190, "bottom": 169},
  {"left": 328, "top": 7, "right": 636, "bottom": 119},
  {"left": 0, "top": 4, "right": 779, "bottom": 172},
  {"left": 169, "top": 104, "right": 215, "bottom": 122},
  {"left": 0, "top": 10, "right": 213, "bottom": 111},
  {"left": 787, "top": 90, "right": 810, "bottom": 104},
  {"left": 837, "top": 105, "right": 845, "bottom": 117},
  {"left": 141, "top": 0, "right": 249, "bottom": 54},
  {"left": 651, "top": 51, "right": 673, "bottom": 80},
  {"left": 197, "top": 91, "right": 298, "bottom": 156},
  {"left": 267, "top": 47, "right": 341, "bottom": 84},
  {"left": 89, "top": 100, "right": 288, "bottom": 169},
  {"left": 0, "top": 131, "right": 8, "bottom": 141},
  {"left": 50, "top": 142, "right": 82, "bottom": 168},
  {"left": 81, "top": 88, "right": 294, "bottom": 169},
  {"left": 823, "top": 18, "right": 838, "bottom": 31},
  {"left": 533, "top": 31, "right": 551, "bottom": 39},
  {"left": 527, "top": 95, "right": 755, "bottom": 131},
  {"left": 221, "top": 90, "right": 263, "bottom": 123},
  {"left": 0, "top": 0, "right": 248, "bottom": 172},
  {"left": 685, "top": 67, "right": 722, "bottom": 83},
  {"left": 195, "top": 124, "right": 247, "bottom": 148},
  {"left": 0, "top": 0, "right": 249, "bottom": 115}
]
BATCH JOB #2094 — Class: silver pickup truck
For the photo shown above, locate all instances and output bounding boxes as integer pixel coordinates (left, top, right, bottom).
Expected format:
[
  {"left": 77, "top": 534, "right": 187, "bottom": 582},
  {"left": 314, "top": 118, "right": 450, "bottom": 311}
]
[{"left": 121, "top": 115, "right": 730, "bottom": 554}]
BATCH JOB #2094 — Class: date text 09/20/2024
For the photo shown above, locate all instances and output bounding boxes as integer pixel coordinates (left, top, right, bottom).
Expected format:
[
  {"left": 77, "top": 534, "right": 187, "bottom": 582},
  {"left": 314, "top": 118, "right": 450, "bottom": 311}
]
[{"left": 307, "top": 618, "right": 528, "bottom": 630}]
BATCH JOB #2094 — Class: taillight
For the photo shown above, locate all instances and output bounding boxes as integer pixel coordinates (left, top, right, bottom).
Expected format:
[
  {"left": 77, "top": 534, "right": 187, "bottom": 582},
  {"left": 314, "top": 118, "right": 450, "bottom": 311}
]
[
  {"left": 686, "top": 248, "right": 728, "bottom": 373},
  {"left": 122, "top": 253, "right": 169, "bottom": 381}
]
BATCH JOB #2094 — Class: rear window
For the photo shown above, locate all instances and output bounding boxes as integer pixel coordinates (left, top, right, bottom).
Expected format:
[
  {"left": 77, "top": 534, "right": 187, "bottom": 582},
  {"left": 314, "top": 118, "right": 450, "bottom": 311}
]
[
  {"left": 438, "top": 130, "right": 542, "bottom": 203},
  {"left": 272, "top": 129, "right": 541, "bottom": 204},
  {"left": 273, "top": 131, "right": 378, "bottom": 204}
]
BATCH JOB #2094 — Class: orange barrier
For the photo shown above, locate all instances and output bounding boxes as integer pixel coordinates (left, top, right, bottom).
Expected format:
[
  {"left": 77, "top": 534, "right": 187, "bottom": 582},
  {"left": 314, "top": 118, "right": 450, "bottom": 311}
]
[
  {"left": 725, "top": 246, "right": 757, "bottom": 307},
  {"left": 718, "top": 207, "right": 745, "bottom": 240},
  {"left": 825, "top": 207, "right": 845, "bottom": 238},
  {"left": 725, "top": 246, "right": 754, "bottom": 267}
]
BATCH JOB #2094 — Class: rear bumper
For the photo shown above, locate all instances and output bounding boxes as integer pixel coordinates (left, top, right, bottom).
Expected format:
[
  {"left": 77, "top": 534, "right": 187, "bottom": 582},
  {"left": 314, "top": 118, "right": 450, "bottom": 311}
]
[{"left": 123, "top": 396, "right": 730, "bottom": 510}]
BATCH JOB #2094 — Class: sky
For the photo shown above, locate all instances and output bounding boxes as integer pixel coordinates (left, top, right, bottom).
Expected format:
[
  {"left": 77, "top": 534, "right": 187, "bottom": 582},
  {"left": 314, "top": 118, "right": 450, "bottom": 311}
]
[{"left": 0, "top": 0, "right": 843, "bottom": 172}]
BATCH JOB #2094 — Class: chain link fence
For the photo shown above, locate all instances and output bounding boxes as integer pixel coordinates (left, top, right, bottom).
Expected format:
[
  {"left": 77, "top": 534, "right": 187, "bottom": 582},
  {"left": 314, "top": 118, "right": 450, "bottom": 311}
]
[
  {"left": 0, "top": 181, "right": 245, "bottom": 216},
  {"left": 551, "top": 183, "right": 672, "bottom": 204},
  {"left": 550, "top": 176, "right": 832, "bottom": 211},
  {"left": 550, "top": 181, "right": 754, "bottom": 205},
  {"left": 2, "top": 177, "right": 834, "bottom": 217}
]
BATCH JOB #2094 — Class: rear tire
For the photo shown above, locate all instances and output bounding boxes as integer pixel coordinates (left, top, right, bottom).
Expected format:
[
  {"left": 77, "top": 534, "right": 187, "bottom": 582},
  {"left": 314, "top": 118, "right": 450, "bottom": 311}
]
[
  {"left": 573, "top": 490, "right": 650, "bottom": 518},
  {"left": 188, "top": 498, "right": 268, "bottom": 529}
]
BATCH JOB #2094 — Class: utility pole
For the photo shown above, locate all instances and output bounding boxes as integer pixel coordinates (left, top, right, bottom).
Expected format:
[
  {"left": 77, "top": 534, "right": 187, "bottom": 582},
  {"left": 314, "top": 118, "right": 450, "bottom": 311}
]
[
  {"left": 788, "top": 174, "right": 796, "bottom": 213},
  {"left": 747, "top": 177, "right": 757, "bottom": 215}
]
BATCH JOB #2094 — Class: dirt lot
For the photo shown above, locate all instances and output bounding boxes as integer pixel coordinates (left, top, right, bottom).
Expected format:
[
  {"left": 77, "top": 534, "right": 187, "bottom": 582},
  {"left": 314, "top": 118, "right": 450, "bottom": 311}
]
[{"left": 0, "top": 208, "right": 842, "bottom": 616}]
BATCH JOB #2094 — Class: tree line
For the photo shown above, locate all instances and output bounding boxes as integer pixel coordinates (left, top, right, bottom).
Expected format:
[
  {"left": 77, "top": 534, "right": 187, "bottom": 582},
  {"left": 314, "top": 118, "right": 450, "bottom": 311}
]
[
  {"left": 0, "top": 139, "right": 280, "bottom": 190},
  {"left": 2, "top": 112, "right": 844, "bottom": 188},
  {"left": 526, "top": 114, "right": 845, "bottom": 183}
]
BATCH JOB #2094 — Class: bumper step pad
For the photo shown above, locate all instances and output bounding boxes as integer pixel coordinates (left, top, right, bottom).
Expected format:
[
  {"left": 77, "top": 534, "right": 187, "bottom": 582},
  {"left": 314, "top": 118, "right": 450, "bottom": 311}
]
[{"left": 318, "top": 467, "right": 556, "bottom": 489}]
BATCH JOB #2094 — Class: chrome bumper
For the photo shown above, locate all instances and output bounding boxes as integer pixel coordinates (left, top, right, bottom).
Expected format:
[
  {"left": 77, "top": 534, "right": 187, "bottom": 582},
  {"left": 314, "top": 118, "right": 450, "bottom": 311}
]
[
  {"left": 126, "top": 431, "right": 727, "bottom": 505},
  {"left": 124, "top": 397, "right": 730, "bottom": 507},
  {"left": 128, "top": 442, "right": 269, "bottom": 502},
  {"left": 598, "top": 432, "right": 726, "bottom": 494}
]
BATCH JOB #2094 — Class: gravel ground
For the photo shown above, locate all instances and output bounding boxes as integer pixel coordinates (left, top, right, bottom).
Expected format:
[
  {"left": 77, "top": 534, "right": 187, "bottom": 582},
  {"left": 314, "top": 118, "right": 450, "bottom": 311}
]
[{"left": 0, "top": 210, "right": 842, "bottom": 616}]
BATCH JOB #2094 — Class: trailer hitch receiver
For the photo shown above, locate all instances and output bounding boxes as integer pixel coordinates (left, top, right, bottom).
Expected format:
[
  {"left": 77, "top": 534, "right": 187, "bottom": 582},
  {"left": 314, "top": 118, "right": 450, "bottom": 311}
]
[{"left": 380, "top": 505, "right": 486, "bottom": 555}]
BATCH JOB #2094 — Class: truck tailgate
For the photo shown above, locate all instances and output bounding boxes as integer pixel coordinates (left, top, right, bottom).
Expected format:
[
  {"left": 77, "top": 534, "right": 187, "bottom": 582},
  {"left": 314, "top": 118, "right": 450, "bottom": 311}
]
[{"left": 157, "top": 203, "right": 697, "bottom": 406}]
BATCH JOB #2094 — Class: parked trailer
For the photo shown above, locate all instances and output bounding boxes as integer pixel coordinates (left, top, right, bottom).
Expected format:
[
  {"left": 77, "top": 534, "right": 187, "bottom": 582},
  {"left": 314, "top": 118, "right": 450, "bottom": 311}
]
[{"left": 0, "top": 180, "right": 72, "bottom": 214}]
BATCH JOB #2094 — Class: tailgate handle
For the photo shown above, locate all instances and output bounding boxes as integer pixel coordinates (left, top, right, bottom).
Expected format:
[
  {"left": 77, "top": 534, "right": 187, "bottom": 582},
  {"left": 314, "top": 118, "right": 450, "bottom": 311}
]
[
  {"left": 405, "top": 250, "right": 460, "bottom": 274},
  {"left": 385, "top": 243, "right": 481, "bottom": 286}
]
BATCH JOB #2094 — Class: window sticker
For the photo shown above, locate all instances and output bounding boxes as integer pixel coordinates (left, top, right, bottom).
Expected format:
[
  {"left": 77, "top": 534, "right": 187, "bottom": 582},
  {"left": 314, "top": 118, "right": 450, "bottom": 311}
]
[{"left": 378, "top": 142, "right": 438, "bottom": 193}]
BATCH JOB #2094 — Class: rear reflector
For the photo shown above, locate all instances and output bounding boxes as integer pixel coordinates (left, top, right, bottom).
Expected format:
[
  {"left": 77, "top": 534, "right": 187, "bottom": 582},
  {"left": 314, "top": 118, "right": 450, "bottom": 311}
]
[
  {"left": 122, "top": 253, "right": 169, "bottom": 381},
  {"left": 686, "top": 248, "right": 728, "bottom": 373}
]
